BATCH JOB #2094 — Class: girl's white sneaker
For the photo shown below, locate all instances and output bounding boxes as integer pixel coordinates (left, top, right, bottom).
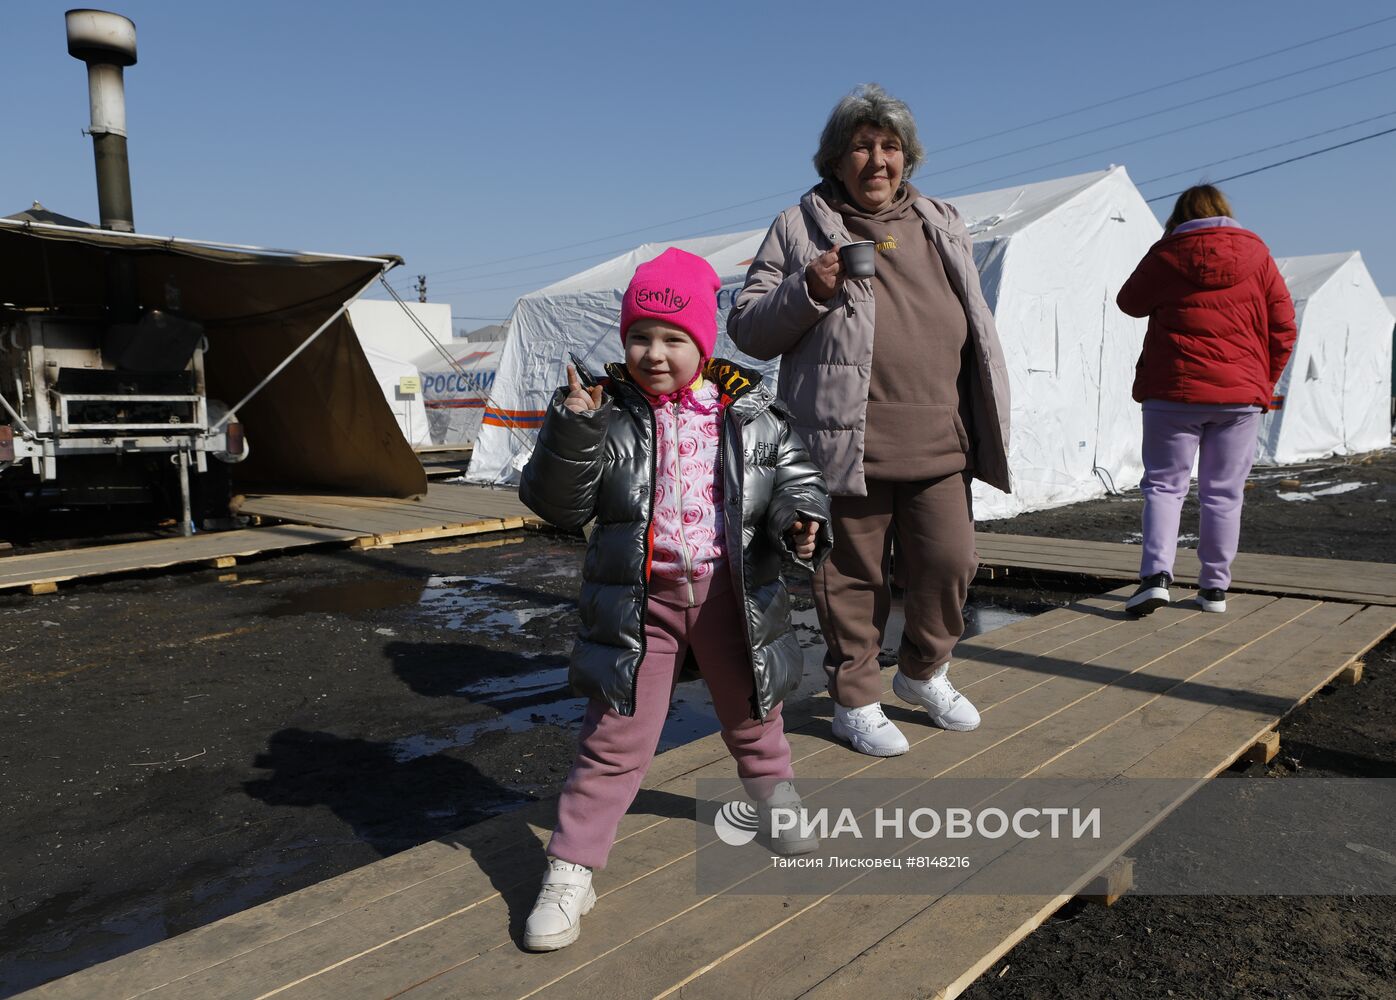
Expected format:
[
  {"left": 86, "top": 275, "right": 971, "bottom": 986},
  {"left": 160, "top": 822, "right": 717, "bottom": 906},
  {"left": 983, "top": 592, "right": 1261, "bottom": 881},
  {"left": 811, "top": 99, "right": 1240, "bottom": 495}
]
[
  {"left": 893, "top": 665, "right": 981, "bottom": 732},
  {"left": 831, "top": 701, "right": 910, "bottom": 756},
  {"left": 523, "top": 857, "right": 595, "bottom": 951}
]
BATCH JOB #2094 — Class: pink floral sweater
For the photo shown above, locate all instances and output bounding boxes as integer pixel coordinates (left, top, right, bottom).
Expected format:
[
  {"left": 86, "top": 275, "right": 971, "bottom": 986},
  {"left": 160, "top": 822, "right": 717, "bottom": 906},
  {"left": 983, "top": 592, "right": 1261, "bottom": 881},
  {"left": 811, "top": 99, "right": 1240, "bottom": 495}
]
[{"left": 650, "top": 382, "right": 727, "bottom": 585}]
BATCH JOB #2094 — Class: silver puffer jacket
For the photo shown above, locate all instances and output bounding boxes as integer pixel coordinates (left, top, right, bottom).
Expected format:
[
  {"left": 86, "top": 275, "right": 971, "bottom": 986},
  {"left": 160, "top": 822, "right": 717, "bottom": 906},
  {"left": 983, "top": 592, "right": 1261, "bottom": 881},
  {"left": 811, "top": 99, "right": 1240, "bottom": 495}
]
[{"left": 520, "top": 358, "right": 832, "bottom": 719}]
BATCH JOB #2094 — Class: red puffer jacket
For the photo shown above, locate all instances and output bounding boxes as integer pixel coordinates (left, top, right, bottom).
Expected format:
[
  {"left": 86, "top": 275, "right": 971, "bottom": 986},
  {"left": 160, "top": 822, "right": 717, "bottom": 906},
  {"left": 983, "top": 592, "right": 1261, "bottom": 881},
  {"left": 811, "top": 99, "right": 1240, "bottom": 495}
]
[{"left": 1117, "top": 223, "right": 1297, "bottom": 408}]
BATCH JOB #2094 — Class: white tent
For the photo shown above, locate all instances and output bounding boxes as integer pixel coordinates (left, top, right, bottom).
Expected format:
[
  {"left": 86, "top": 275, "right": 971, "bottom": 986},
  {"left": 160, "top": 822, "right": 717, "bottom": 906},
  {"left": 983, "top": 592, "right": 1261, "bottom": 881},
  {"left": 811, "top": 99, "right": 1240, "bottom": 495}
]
[
  {"left": 467, "top": 229, "right": 774, "bottom": 480},
  {"left": 1257, "top": 253, "right": 1393, "bottom": 464},
  {"left": 469, "top": 167, "right": 1160, "bottom": 521},
  {"left": 348, "top": 300, "right": 453, "bottom": 360},
  {"left": 358, "top": 343, "right": 431, "bottom": 448},
  {"left": 346, "top": 299, "right": 456, "bottom": 449},
  {"left": 412, "top": 342, "right": 503, "bottom": 447}
]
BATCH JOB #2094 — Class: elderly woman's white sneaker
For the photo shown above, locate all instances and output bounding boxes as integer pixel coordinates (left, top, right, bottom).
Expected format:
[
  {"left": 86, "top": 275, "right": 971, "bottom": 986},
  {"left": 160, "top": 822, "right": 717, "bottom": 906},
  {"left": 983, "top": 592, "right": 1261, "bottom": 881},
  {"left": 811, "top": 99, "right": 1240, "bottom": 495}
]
[
  {"left": 893, "top": 666, "right": 981, "bottom": 732},
  {"left": 831, "top": 701, "right": 910, "bottom": 756},
  {"left": 523, "top": 857, "right": 595, "bottom": 952}
]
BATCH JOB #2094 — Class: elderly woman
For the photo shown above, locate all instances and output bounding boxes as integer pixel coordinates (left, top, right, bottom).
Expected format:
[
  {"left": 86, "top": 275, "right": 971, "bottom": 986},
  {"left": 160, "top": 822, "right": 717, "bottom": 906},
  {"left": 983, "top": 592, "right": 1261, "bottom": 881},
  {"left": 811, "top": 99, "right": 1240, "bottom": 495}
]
[{"left": 728, "top": 84, "right": 1011, "bottom": 757}]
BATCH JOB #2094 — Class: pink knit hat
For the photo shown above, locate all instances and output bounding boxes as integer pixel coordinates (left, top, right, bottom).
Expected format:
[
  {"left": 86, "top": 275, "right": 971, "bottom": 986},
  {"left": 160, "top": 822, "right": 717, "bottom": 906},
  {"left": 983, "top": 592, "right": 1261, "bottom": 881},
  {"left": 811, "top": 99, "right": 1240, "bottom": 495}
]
[{"left": 619, "top": 247, "right": 720, "bottom": 360}]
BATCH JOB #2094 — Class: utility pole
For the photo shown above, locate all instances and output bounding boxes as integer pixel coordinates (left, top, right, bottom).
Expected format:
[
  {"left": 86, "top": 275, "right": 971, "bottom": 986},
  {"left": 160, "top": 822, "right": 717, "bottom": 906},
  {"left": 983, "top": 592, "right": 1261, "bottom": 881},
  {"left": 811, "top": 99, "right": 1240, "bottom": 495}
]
[{"left": 415, "top": 274, "right": 427, "bottom": 303}]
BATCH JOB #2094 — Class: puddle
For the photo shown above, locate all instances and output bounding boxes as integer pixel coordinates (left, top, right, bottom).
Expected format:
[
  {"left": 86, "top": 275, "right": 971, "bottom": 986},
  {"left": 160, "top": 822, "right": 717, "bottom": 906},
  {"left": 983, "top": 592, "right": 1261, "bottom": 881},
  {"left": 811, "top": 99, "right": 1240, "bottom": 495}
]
[
  {"left": 1277, "top": 481, "right": 1372, "bottom": 502},
  {"left": 390, "top": 596, "right": 1034, "bottom": 762},
  {"left": 1121, "top": 532, "right": 1198, "bottom": 546},
  {"left": 415, "top": 575, "right": 575, "bottom": 635},
  {"left": 263, "top": 578, "right": 426, "bottom": 618}
]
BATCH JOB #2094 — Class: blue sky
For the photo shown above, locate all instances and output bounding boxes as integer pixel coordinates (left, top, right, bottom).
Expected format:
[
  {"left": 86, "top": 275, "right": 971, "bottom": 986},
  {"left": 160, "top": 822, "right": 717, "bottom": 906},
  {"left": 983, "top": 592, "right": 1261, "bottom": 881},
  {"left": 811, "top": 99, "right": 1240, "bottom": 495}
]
[{"left": 4, "top": 1, "right": 1394, "bottom": 330}]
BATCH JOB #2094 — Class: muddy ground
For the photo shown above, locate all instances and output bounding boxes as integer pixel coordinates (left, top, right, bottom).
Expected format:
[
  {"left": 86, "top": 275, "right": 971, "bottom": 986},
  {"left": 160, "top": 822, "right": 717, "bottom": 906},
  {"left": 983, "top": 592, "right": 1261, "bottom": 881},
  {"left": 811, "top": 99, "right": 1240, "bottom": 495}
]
[{"left": 1, "top": 449, "right": 1393, "bottom": 998}]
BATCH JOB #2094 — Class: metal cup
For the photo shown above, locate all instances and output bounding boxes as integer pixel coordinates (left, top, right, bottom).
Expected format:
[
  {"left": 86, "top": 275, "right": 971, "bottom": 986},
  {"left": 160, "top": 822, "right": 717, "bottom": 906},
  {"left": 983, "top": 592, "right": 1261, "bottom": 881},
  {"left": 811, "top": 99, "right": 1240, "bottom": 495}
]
[{"left": 838, "top": 240, "right": 877, "bottom": 279}]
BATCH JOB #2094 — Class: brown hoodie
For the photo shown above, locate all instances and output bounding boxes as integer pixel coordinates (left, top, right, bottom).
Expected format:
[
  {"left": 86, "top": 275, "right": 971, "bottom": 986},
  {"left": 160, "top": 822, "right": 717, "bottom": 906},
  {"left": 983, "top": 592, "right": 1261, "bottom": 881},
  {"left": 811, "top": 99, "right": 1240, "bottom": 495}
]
[
  {"left": 727, "top": 185, "right": 1012, "bottom": 499},
  {"left": 832, "top": 183, "right": 972, "bottom": 480}
]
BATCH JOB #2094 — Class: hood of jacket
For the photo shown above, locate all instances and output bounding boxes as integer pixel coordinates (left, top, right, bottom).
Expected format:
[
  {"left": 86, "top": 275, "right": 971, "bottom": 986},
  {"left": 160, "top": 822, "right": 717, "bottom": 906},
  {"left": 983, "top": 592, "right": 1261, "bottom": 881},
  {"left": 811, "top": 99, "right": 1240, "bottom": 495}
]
[{"left": 1155, "top": 225, "right": 1272, "bottom": 291}]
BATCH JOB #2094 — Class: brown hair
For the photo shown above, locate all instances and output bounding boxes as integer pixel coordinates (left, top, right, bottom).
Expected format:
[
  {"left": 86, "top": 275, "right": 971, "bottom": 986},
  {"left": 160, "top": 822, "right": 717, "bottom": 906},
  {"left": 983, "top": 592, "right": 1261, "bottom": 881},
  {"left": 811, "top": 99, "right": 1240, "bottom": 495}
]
[{"left": 1164, "top": 185, "right": 1234, "bottom": 235}]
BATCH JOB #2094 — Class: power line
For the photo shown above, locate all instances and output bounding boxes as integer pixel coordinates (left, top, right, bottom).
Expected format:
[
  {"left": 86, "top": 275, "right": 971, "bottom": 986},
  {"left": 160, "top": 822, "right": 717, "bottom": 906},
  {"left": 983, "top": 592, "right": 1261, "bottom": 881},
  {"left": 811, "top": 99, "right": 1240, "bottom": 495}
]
[
  {"left": 1136, "top": 108, "right": 1396, "bottom": 185},
  {"left": 432, "top": 61, "right": 1394, "bottom": 295},
  {"left": 431, "top": 56, "right": 1395, "bottom": 292},
  {"left": 423, "top": 187, "right": 798, "bottom": 278},
  {"left": 944, "top": 62, "right": 1396, "bottom": 194},
  {"left": 438, "top": 96, "right": 1396, "bottom": 303},
  {"left": 1144, "top": 125, "right": 1396, "bottom": 203},
  {"left": 928, "top": 13, "right": 1396, "bottom": 153},
  {"left": 928, "top": 40, "right": 1396, "bottom": 178},
  {"left": 432, "top": 77, "right": 1395, "bottom": 301},
  {"left": 410, "top": 19, "right": 1396, "bottom": 285}
]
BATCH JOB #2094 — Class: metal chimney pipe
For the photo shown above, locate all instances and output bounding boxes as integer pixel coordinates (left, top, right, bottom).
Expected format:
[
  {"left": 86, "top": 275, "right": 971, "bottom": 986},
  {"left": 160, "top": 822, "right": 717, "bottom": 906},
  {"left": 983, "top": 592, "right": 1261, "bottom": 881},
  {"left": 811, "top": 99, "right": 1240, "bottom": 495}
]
[{"left": 66, "top": 9, "right": 137, "bottom": 233}]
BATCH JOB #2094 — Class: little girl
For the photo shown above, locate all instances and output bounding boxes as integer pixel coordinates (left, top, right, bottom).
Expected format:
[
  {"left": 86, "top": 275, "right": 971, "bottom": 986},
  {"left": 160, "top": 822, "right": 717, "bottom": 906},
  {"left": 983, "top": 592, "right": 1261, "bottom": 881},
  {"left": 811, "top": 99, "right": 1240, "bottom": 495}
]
[{"left": 518, "top": 247, "right": 832, "bottom": 951}]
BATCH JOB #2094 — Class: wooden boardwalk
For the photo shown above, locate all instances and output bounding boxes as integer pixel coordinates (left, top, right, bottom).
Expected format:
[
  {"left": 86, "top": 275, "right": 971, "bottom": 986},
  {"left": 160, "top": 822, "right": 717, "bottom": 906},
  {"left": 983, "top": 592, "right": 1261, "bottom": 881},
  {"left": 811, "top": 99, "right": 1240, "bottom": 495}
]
[
  {"left": 0, "top": 485, "right": 536, "bottom": 595},
  {"left": 2, "top": 486, "right": 1387, "bottom": 614},
  {"left": 977, "top": 532, "right": 1396, "bottom": 606},
  {"left": 22, "top": 584, "right": 1394, "bottom": 1000},
  {"left": 236, "top": 483, "right": 541, "bottom": 548},
  {"left": 0, "top": 524, "right": 360, "bottom": 595}
]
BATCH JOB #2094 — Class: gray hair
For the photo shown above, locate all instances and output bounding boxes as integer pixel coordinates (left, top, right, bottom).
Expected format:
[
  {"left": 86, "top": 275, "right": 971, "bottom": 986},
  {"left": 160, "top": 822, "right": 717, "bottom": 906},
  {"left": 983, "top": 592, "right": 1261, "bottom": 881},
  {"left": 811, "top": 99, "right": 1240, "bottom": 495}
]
[{"left": 813, "top": 83, "right": 925, "bottom": 183}]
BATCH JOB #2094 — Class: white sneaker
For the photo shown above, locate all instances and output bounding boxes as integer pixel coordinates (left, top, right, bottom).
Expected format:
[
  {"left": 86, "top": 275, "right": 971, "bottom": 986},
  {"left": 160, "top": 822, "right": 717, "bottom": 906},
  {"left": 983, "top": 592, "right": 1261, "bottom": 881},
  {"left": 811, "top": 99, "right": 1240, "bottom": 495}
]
[
  {"left": 893, "top": 665, "right": 981, "bottom": 732},
  {"left": 757, "top": 780, "right": 820, "bottom": 856},
  {"left": 831, "top": 701, "right": 910, "bottom": 756},
  {"left": 523, "top": 857, "right": 595, "bottom": 952}
]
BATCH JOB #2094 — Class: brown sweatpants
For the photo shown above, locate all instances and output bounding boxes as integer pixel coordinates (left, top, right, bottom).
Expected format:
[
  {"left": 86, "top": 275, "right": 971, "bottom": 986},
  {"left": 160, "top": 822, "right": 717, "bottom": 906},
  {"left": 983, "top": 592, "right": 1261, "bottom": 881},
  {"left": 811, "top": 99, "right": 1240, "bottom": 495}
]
[{"left": 813, "top": 473, "right": 978, "bottom": 708}]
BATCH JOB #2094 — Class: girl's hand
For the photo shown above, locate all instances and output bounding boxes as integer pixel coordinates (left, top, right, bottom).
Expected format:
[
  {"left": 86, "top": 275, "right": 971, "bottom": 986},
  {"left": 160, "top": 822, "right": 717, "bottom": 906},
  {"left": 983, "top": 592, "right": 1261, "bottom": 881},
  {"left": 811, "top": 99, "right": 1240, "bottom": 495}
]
[
  {"left": 788, "top": 518, "right": 820, "bottom": 560},
  {"left": 564, "top": 365, "right": 604, "bottom": 413},
  {"left": 804, "top": 248, "right": 844, "bottom": 302}
]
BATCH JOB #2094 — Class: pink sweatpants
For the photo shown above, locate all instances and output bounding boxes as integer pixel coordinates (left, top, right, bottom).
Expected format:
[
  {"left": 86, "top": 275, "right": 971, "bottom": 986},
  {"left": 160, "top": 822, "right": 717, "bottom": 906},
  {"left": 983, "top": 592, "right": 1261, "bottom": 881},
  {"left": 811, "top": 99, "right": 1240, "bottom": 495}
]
[{"left": 548, "top": 569, "right": 794, "bottom": 869}]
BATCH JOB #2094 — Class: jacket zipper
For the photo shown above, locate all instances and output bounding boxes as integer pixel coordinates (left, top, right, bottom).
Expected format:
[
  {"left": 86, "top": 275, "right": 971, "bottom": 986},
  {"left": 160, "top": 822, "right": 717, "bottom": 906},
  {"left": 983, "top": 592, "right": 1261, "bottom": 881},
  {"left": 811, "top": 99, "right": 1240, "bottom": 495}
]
[
  {"left": 670, "top": 401, "right": 697, "bottom": 608},
  {"left": 722, "top": 403, "right": 767, "bottom": 720},
  {"left": 630, "top": 397, "right": 658, "bottom": 717}
]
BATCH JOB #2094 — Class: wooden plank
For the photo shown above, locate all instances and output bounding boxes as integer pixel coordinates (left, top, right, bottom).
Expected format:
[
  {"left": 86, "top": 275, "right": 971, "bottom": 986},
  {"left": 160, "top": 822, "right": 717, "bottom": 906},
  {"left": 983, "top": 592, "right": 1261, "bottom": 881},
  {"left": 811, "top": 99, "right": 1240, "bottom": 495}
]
[
  {"left": 0, "top": 526, "right": 361, "bottom": 593},
  {"left": 1337, "top": 660, "right": 1364, "bottom": 685},
  {"left": 975, "top": 534, "right": 1396, "bottom": 597},
  {"left": 974, "top": 533, "right": 1396, "bottom": 591},
  {"left": 1080, "top": 855, "right": 1134, "bottom": 907},
  {"left": 26, "top": 580, "right": 58, "bottom": 595},
  {"left": 1240, "top": 729, "right": 1280, "bottom": 765}
]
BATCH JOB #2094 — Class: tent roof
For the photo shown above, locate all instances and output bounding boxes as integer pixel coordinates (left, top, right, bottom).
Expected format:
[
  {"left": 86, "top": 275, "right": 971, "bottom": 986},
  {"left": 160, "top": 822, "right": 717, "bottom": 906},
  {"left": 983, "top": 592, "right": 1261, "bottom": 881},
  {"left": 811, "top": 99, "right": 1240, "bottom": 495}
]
[
  {"left": 1276, "top": 252, "right": 1358, "bottom": 303},
  {"left": 5, "top": 202, "right": 96, "bottom": 228},
  {"left": 411, "top": 342, "right": 500, "bottom": 372},
  {"left": 0, "top": 215, "right": 423, "bottom": 499},
  {"left": 526, "top": 228, "right": 765, "bottom": 298},
  {"left": 951, "top": 167, "right": 1118, "bottom": 239},
  {"left": 1384, "top": 295, "right": 1396, "bottom": 320},
  {"left": 520, "top": 167, "right": 1125, "bottom": 300}
]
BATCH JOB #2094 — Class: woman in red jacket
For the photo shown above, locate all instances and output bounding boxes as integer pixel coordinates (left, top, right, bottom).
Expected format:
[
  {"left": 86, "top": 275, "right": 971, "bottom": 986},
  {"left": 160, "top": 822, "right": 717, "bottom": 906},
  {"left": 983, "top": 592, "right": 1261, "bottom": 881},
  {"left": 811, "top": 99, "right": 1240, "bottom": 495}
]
[{"left": 1116, "top": 185, "right": 1296, "bottom": 615}]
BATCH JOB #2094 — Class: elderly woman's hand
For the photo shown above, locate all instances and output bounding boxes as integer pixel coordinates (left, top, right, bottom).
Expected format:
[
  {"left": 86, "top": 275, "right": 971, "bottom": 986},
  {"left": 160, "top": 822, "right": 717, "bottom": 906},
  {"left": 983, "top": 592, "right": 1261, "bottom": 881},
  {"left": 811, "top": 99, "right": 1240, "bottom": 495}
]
[{"left": 804, "top": 247, "right": 844, "bottom": 302}]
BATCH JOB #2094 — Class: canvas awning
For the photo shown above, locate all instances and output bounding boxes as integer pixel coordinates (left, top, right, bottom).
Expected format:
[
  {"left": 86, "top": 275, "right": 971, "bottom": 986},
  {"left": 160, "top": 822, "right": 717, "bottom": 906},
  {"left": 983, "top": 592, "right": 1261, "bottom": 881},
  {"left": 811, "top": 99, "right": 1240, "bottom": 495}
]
[{"left": 0, "top": 217, "right": 427, "bottom": 497}]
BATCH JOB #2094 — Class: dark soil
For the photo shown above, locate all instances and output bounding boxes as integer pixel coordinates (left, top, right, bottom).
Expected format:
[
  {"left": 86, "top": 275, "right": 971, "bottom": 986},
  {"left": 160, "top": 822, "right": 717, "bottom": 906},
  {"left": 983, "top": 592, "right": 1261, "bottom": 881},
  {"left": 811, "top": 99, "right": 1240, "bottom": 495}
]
[{"left": 0, "top": 449, "right": 1392, "bottom": 998}]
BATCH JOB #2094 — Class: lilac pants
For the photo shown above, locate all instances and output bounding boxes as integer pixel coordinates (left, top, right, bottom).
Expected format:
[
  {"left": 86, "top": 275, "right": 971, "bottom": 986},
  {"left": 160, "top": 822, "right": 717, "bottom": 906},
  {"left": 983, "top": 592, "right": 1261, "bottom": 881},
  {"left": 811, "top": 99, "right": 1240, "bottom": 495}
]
[
  {"left": 548, "top": 570, "right": 794, "bottom": 869},
  {"left": 1139, "top": 403, "right": 1262, "bottom": 590}
]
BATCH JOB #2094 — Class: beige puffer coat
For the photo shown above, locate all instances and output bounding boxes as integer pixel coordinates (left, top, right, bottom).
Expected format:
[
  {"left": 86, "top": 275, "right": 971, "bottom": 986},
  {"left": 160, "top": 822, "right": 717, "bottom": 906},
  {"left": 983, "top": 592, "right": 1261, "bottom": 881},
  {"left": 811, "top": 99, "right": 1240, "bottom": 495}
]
[{"left": 728, "top": 185, "right": 1012, "bottom": 498}]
